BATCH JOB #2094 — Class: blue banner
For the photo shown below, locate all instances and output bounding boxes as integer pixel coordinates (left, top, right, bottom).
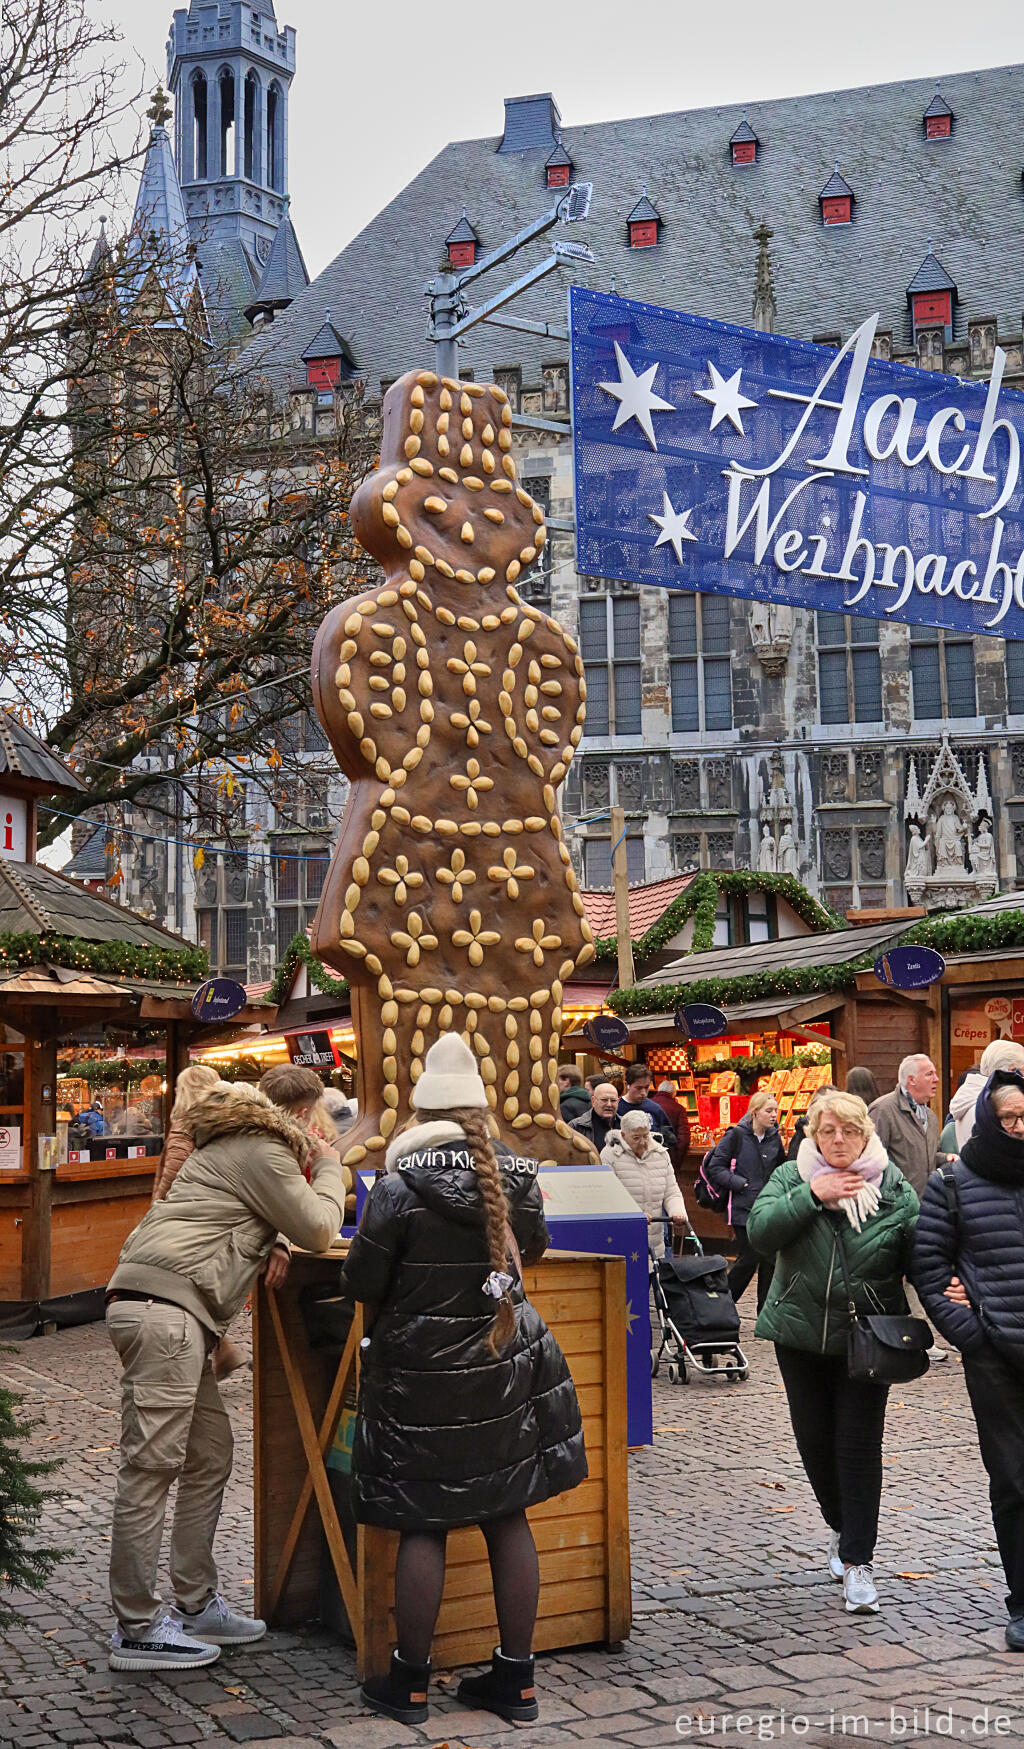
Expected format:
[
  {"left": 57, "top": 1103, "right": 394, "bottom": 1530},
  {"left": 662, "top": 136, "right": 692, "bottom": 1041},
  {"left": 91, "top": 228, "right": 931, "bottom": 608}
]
[{"left": 570, "top": 286, "right": 1024, "bottom": 638}]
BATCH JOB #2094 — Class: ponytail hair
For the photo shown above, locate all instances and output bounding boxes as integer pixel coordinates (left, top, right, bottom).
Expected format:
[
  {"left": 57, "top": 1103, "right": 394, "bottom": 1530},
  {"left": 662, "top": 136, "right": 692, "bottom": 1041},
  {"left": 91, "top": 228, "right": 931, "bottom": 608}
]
[{"left": 415, "top": 1104, "right": 516, "bottom": 1354}]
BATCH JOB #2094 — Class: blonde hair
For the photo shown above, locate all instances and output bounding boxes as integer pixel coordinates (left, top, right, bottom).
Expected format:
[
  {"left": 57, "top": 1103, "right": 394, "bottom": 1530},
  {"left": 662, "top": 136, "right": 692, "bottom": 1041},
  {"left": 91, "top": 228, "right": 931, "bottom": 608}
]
[
  {"left": 747, "top": 1089, "right": 778, "bottom": 1119},
  {"left": 307, "top": 1098, "right": 338, "bottom": 1144},
  {"left": 807, "top": 1090, "right": 874, "bottom": 1143},
  {"left": 417, "top": 1104, "right": 515, "bottom": 1354},
  {"left": 171, "top": 1063, "right": 221, "bottom": 1123},
  {"left": 980, "top": 1039, "right": 1024, "bottom": 1076}
]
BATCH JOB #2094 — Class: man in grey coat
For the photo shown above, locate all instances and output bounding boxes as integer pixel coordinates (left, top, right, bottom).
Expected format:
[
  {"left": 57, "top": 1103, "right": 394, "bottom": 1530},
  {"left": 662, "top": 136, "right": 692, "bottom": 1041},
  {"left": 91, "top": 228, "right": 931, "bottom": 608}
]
[{"left": 869, "top": 1053, "right": 946, "bottom": 1360}]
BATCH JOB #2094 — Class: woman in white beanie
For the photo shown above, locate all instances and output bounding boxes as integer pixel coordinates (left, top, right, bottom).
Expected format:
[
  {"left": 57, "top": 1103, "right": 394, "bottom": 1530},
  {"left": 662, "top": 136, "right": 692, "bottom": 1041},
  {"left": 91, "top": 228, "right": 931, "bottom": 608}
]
[{"left": 340, "top": 1033, "right": 587, "bottom": 1730}]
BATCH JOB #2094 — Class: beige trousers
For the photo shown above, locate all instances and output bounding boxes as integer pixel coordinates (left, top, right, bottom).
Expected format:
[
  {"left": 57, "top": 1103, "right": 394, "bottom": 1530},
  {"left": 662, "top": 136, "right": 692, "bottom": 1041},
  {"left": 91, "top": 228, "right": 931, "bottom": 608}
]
[{"left": 106, "top": 1299, "right": 233, "bottom": 1637}]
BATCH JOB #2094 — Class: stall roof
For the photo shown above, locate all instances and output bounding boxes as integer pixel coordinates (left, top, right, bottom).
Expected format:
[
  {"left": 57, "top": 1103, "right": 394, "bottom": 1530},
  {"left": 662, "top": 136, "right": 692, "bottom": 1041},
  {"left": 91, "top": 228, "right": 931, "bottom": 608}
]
[
  {"left": 0, "top": 857, "right": 188, "bottom": 948},
  {"left": 625, "top": 991, "right": 846, "bottom": 1035},
  {"left": 636, "top": 919, "right": 907, "bottom": 991},
  {"left": 0, "top": 713, "right": 87, "bottom": 793}
]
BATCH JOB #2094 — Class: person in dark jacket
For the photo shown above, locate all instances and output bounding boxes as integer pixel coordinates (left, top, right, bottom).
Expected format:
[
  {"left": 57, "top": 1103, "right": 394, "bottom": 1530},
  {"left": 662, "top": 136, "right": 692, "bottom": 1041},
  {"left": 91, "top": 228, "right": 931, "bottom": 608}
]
[
  {"left": 749, "top": 1091, "right": 919, "bottom": 1617},
  {"left": 785, "top": 1084, "right": 838, "bottom": 1162},
  {"left": 340, "top": 1034, "right": 587, "bottom": 1727},
  {"left": 649, "top": 1080, "right": 692, "bottom": 1176},
  {"left": 912, "top": 1069, "right": 1024, "bottom": 1651},
  {"left": 844, "top": 1066, "right": 880, "bottom": 1107},
  {"left": 556, "top": 1065, "right": 591, "bottom": 1122},
  {"left": 569, "top": 1080, "right": 620, "bottom": 1153},
  {"left": 705, "top": 1091, "right": 784, "bottom": 1305},
  {"left": 617, "top": 1063, "right": 677, "bottom": 1154}
]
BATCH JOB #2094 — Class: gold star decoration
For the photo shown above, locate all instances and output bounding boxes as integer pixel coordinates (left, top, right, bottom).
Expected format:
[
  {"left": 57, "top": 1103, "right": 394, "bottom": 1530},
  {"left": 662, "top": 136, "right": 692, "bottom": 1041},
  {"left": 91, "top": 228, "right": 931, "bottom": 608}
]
[
  {"left": 514, "top": 917, "right": 562, "bottom": 966},
  {"left": 624, "top": 1299, "right": 638, "bottom": 1337},
  {"left": 450, "top": 756, "right": 494, "bottom": 811},
  {"left": 452, "top": 908, "right": 501, "bottom": 968},
  {"left": 436, "top": 847, "right": 476, "bottom": 903},
  {"left": 488, "top": 846, "right": 535, "bottom": 899},
  {"left": 390, "top": 912, "right": 438, "bottom": 967},
  {"left": 377, "top": 855, "right": 424, "bottom": 905}
]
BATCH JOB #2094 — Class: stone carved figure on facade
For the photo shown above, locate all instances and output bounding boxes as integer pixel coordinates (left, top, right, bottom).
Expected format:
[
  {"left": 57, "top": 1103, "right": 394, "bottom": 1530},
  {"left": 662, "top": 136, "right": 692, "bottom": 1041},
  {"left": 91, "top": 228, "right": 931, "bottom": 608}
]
[
  {"left": 757, "top": 824, "right": 777, "bottom": 873},
  {"left": 776, "top": 824, "right": 799, "bottom": 877},
  {"left": 309, "top": 368, "right": 596, "bottom": 1171},
  {"left": 970, "top": 819, "right": 997, "bottom": 879},
  {"left": 747, "top": 600, "right": 793, "bottom": 676},
  {"left": 904, "top": 823, "right": 933, "bottom": 883},
  {"left": 904, "top": 736, "right": 998, "bottom": 907},
  {"left": 933, "top": 799, "right": 966, "bottom": 870}
]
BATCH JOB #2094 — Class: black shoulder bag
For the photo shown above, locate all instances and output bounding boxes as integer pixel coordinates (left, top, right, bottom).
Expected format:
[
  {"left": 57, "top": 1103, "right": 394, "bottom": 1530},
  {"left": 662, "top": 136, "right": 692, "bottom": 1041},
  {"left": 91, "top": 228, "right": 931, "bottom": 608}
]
[{"left": 831, "top": 1219, "right": 931, "bottom": 1384}]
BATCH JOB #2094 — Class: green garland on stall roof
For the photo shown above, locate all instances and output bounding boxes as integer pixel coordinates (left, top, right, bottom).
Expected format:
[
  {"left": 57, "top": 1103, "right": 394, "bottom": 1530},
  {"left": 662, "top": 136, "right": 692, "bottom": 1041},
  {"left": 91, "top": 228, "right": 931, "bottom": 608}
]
[
  {"left": 0, "top": 930, "right": 207, "bottom": 984},
  {"left": 59, "top": 1057, "right": 165, "bottom": 1087},
  {"left": 901, "top": 906, "right": 1024, "bottom": 957},
  {"left": 591, "top": 870, "right": 842, "bottom": 965},
  {"left": 608, "top": 961, "right": 863, "bottom": 1018},
  {"left": 267, "top": 931, "right": 350, "bottom": 1007}
]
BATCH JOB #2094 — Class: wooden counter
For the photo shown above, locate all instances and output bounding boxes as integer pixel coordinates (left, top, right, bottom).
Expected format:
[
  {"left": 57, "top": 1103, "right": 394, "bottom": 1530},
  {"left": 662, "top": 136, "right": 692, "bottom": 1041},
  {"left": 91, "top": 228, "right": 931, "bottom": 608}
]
[
  {"left": 0, "top": 1158, "right": 156, "bottom": 1302},
  {"left": 253, "top": 1246, "right": 631, "bottom": 1677}
]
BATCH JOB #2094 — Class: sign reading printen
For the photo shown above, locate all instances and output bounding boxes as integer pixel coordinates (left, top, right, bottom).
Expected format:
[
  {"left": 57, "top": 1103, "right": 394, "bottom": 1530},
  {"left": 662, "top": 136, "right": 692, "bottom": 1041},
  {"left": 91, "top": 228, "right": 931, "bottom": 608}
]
[{"left": 569, "top": 287, "right": 1024, "bottom": 639}]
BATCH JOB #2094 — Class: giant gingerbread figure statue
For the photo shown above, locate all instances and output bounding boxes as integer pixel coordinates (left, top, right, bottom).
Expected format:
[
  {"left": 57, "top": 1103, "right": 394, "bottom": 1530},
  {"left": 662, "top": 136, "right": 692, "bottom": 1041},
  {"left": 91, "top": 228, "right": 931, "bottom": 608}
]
[{"left": 310, "top": 369, "right": 598, "bottom": 1172}]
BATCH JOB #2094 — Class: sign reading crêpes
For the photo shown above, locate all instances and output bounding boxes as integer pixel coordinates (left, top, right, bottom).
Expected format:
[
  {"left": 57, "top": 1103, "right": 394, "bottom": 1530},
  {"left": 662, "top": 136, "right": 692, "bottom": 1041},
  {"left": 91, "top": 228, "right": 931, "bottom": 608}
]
[{"left": 570, "top": 288, "right": 1024, "bottom": 638}]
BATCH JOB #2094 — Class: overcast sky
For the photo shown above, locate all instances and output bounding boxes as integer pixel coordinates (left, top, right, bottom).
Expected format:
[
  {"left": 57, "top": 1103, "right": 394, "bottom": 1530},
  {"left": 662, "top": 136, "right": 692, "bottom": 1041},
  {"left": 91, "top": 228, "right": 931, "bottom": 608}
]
[{"left": 102, "top": 0, "right": 1023, "bottom": 281}]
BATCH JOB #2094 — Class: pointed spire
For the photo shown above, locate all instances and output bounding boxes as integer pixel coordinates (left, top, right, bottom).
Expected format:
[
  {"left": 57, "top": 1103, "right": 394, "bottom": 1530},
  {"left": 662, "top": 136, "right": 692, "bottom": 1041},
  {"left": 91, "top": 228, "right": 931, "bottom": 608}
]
[
  {"left": 976, "top": 752, "right": 992, "bottom": 818},
  {"left": 752, "top": 220, "right": 777, "bottom": 334},
  {"left": 244, "top": 206, "right": 310, "bottom": 325},
  {"left": 124, "top": 93, "right": 201, "bottom": 321}
]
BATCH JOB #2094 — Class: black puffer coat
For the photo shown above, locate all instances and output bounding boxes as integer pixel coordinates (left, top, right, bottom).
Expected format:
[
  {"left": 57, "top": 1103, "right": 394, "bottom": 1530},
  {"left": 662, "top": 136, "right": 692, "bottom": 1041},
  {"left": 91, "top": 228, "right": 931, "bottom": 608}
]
[
  {"left": 912, "top": 1073, "right": 1024, "bottom": 1370},
  {"left": 339, "top": 1122, "right": 588, "bottom": 1530},
  {"left": 704, "top": 1113, "right": 785, "bottom": 1227}
]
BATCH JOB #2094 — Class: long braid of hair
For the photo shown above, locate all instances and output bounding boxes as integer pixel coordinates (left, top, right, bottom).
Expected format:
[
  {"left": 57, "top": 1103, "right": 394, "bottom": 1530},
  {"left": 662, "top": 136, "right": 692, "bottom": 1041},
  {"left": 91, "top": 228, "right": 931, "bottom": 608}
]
[{"left": 417, "top": 1104, "right": 515, "bottom": 1353}]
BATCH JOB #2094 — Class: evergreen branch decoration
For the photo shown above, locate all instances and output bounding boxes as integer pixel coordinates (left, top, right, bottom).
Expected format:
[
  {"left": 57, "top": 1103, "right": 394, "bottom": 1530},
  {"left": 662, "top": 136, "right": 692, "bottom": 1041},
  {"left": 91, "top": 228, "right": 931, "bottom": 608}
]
[
  {"left": 59, "top": 1058, "right": 165, "bottom": 1087},
  {"left": 591, "top": 871, "right": 840, "bottom": 965},
  {"left": 609, "top": 962, "right": 862, "bottom": 1017},
  {"left": 267, "top": 931, "right": 349, "bottom": 1007},
  {"left": 0, "top": 1349, "right": 62, "bottom": 1627},
  {"left": 686, "top": 1046, "right": 832, "bottom": 1093},
  {"left": 0, "top": 931, "right": 207, "bottom": 985}
]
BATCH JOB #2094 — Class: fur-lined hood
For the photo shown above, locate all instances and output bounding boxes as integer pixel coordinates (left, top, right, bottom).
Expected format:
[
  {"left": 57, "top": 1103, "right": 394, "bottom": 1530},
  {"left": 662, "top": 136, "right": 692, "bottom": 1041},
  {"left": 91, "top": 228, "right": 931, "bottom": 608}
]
[{"left": 190, "top": 1083, "right": 315, "bottom": 1168}]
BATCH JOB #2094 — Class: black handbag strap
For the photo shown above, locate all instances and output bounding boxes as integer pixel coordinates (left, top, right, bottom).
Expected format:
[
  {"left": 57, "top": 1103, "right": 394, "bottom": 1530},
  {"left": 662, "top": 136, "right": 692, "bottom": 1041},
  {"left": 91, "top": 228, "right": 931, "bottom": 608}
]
[{"left": 830, "top": 1217, "right": 859, "bottom": 1318}]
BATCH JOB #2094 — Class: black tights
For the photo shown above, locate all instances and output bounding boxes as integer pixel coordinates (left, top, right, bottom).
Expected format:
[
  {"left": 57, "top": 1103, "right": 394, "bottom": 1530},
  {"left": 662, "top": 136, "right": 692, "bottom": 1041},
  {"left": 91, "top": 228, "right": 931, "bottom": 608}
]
[{"left": 394, "top": 1510, "right": 540, "bottom": 1665}]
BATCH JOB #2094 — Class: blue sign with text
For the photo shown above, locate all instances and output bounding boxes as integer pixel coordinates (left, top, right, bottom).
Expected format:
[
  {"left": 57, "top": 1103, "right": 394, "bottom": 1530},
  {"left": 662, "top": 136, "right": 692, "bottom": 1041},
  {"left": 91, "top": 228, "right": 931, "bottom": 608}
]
[
  {"left": 570, "top": 286, "right": 1024, "bottom": 638},
  {"left": 676, "top": 1003, "right": 729, "bottom": 1040},
  {"left": 583, "top": 1014, "right": 631, "bottom": 1051},
  {"left": 190, "top": 977, "right": 247, "bottom": 1022},
  {"left": 874, "top": 945, "right": 946, "bottom": 990}
]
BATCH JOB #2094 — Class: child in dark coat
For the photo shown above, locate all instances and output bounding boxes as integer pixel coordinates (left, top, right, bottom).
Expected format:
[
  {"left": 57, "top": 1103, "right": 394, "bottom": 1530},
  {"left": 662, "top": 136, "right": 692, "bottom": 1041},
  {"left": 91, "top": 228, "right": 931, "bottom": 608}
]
[{"left": 340, "top": 1033, "right": 587, "bottom": 1727}]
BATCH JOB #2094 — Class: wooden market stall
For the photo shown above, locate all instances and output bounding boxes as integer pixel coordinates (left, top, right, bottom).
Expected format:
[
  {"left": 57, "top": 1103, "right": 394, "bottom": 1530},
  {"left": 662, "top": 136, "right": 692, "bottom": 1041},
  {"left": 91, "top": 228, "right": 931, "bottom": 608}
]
[
  {"left": 252, "top": 1245, "right": 630, "bottom": 1676},
  {"left": 0, "top": 716, "right": 274, "bottom": 1329}
]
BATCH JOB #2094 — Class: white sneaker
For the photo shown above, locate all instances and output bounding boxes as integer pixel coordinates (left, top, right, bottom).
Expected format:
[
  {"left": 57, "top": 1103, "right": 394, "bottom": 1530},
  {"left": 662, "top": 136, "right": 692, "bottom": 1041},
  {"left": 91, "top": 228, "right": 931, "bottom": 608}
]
[
  {"left": 110, "top": 1612, "right": 220, "bottom": 1670},
  {"left": 927, "top": 1345, "right": 948, "bottom": 1361},
  {"left": 843, "top": 1563, "right": 880, "bottom": 1614},
  {"left": 827, "top": 1530, "right": 844, "bottom": 1581},
  {"left": 173, "top": 1592, "right": 266, "bottom": 1645}
]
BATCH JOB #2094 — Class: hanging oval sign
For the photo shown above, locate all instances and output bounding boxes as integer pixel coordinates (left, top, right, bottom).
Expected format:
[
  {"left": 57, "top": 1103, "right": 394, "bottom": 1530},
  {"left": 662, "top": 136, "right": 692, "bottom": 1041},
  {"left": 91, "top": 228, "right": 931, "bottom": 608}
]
[
  {"left": 190, "top": 977, "right": 248, "bottom": 1022},
  {"left": 873, "top": 945, "right": 946, "bottom": 990},
  {"left": 583, "top": 1014, "right": 631, "bottom": 1051},
  {"left": 675, "top": 1002, "right": 729, "bottom": 1040}
]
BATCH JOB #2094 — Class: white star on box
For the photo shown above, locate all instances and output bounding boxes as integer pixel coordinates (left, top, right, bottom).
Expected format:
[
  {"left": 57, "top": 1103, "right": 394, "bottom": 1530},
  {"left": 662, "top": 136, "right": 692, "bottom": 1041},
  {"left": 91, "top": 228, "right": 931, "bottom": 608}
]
[
  {"left": 598, "top": 341, "right": 675, "bottom": 449},
  {"left": 694, "top": 361, "right": 757, "bottom": 434},
  {"left": 648, "top": 493, "right": 697, "bottom": 562}
]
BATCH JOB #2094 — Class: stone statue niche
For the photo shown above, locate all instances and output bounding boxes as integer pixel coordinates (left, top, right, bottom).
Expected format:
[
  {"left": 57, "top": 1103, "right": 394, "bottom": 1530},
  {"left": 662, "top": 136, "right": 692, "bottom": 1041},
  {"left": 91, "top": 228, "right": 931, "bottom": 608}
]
[
  {"left": 309, "top": 369, "right": 598, "bottom": 1172},
  {"left": 904, "top": 738, "right": 998, "bottom": 908}
]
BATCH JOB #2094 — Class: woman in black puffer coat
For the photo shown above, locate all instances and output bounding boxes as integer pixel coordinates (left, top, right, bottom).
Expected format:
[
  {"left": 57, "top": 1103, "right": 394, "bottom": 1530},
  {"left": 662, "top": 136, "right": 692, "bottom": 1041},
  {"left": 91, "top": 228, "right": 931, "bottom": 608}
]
[
  {"left": 340, "top": 1034, "right": 586, "bottom": 1729},
  {"left": 912, "top": 1069, "right": 1024, "bottom": 1652}
]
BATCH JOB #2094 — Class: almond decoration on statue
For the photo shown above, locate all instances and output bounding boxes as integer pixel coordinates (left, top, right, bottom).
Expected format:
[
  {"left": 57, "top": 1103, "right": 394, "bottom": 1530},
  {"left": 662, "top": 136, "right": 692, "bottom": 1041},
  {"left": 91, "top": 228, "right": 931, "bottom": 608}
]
[{"left": 310, "top": 370, "right": 597, "bottom": 1169}]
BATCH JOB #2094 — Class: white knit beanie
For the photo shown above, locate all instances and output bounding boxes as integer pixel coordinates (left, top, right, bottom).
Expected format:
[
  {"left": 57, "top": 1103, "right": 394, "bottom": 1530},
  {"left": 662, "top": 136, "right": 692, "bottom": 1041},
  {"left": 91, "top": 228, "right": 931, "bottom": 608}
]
[{"left": 411, "top": 1032, "right": 489, "bottom": 1111}]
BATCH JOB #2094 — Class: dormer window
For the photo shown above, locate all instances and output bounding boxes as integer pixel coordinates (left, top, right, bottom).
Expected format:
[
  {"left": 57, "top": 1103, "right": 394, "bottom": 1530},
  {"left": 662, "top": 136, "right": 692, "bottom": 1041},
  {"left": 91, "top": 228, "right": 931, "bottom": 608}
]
[
  {"left": 923, "top": 92, "right": 953, "bottom": 139},
  {"left": 445, "top": 208, "right": 479, "bottom": 269},
  {"left": 906, "top": 246, "right": 957, "bottom": 342},
  {"left": 729, "top": 120, "right": 758, "bottom": 166},
  {"left": 819, "top": 162, "right": 854, "bottom": 226},
  {"left": 301, "top": 311, "right": 354, "bottom": 389},
  {"left": 627, "top": 185, "right": 661, "bottom": 248},
  {"left": 545, "top": 136, "right": 572, "bottom": 188}
]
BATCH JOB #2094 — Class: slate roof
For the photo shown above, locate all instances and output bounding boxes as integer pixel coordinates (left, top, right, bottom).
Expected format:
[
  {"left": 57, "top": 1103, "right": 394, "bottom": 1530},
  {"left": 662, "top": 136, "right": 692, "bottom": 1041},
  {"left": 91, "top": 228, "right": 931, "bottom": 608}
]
[
  {"left": 729, "top": 120, "right": 758, "bottom": 145},
  {"left": 626, "top": 188, "right": 661, "bottom": 225},
  {"left": 498, "top": 94, "right": 561, "bottom": 154},
  {"left": 246, "top": 61, "right": 1024, "bottom": 392},
  {"left": 0, "top": 714, "right": 86, "bottom": 793},
  {"left": 0, "top": 858, "right": 190, "bottom": 948},
  {"left": 546, "top": 139, "right": 573, "bottom": 169},
  {"left": 445, "top": 209, "right": 479, "bottom": 246},
  {"left": 819, "top": 163, "right": 854, "bottom": 202},
  {"left": 193, "top": 235, "right": 257, "bottom": 346},
  {"left": 245, "top": 210, "right": 309, "bottom": 320},
  {"left": 906, "top": 247, "right": 958, "bottom": 298},
  {"left": 62, "top": 825, "right": 109, "bottom": 879},
  {"left": 636, "top": 918, "right": 908, "bottom": 992},
  {"left": 125, "top": 122, "right": 201, "bottom": 318},
  {"left": 924, "top": 91, "right": 954, "bottom": 118},
  {"left": 301, "top": 316, "right": 352, "bottom": 364}
]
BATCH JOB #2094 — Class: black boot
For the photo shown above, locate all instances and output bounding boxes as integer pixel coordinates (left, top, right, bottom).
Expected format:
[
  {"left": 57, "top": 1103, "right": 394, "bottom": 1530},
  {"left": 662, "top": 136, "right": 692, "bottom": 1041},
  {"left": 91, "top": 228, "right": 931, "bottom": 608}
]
[
  {"left": 1006, "top": 1616, "right": 1024, "bottom": 1652},
  {"left": 361, "top": 1650, "right": 430, "bottom": 1724},
  {"left": 456, "top": 1648, "right": 539, "bottom": 1722}
]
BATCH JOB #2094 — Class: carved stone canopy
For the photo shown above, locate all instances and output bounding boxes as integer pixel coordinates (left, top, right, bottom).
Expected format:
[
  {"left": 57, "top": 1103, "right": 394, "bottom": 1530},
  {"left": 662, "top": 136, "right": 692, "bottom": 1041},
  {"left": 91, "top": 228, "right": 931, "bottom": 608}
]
[{"left": 904, "top": 736, "right": 997, "bottom": 908}]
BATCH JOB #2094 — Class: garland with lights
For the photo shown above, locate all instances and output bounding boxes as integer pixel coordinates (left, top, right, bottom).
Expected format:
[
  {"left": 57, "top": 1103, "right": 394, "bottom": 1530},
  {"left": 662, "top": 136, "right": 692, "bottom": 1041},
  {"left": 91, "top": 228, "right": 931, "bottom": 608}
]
[
  {"left": 609, "top": 961, "right": 862, "bottom": 1018},
  {"left": 0, "top": 931, "right": 207, "bottom": 984},
  {"left": 58, "top": 1058, "right": 165, "bottom": 1088},
  {"left": 591, "top": 871, "right": 841, "bottom": 964},
  {"left": 267, "top": 931, "right": 349, "bottom": 1007}
]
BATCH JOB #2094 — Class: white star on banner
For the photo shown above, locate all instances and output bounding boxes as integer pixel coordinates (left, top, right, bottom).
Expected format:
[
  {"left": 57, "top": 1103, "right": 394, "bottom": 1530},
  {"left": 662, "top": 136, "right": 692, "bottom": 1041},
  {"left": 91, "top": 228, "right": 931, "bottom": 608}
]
[
  {"left": 598, "top": 341, "right": 675, "bottom": 449},
  {"left": 694, "top": 361, "right": 758, "bottom": 434},
  {"left": 648, "top": 493, "right": 698, "bottom": 562}
]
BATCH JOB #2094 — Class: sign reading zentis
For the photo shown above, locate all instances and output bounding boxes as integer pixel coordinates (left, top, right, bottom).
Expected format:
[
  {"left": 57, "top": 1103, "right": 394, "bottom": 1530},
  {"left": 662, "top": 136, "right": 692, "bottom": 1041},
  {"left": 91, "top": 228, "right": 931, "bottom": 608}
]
[{"left": 569, "top": 287, "right": 1024, "bottom": 637}]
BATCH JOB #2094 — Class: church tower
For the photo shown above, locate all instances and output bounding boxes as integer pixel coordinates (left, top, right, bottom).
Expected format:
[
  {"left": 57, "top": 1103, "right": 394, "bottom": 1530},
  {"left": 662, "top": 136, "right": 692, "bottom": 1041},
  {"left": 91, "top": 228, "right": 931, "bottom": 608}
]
[{"left": 166, "top": 0, "right": 297, "bottom": 331}]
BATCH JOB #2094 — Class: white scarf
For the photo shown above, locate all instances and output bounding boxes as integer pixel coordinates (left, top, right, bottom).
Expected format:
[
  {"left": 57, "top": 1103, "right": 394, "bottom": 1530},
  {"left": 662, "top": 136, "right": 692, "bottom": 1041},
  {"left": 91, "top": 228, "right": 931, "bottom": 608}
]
[{"left": 795, "top": 1133, "right": 888, "bottom": 1233}]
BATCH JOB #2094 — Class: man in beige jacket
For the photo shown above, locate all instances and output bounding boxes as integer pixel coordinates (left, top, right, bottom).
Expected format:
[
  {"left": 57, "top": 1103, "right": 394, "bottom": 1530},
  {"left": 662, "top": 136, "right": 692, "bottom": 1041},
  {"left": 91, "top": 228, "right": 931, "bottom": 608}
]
[{"left": 105, "top": 1068, "right": 347, "bottom": 1671}]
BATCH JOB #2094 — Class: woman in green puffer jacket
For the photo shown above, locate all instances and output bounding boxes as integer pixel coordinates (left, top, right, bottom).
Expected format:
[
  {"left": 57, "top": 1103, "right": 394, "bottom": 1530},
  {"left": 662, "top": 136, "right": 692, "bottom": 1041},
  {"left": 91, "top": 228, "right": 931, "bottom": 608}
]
[{"left": 747, "top": 1090, "right": 919, "bottom": 1619}]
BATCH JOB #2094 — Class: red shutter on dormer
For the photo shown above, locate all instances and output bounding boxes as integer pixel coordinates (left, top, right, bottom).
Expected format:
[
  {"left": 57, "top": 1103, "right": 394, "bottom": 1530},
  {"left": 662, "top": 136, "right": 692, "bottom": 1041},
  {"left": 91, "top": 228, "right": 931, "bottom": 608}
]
[
  {"left": 822, "top": 196, "right": 851, "bottom": 225},
  {"left": 925, "top": 114, "right": 951, "bottom": 139},
  {"left": 448, "top": 240, "right": 476, "bottom": 268},
  {"left": 629, "top": 219, "right": 658, "bottom": 248},
  {"left": 307, "top": 357, "right": 341, "bottom": 388},
  {"left": 912, "top": 290, "right": 952, "bottom": 328},
  {"left": 731, "top": 140, "right": 756, "bottom": 165},
  {"left": 546, "top": 163, "right": 570, "bottom": 187}
]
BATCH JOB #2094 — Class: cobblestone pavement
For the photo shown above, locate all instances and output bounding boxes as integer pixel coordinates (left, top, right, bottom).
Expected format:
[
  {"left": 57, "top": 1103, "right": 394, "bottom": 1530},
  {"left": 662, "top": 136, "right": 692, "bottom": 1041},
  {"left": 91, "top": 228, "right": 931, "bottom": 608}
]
[{"left": 1, "top": 1302, "right": 1021, "bottom": 1749}]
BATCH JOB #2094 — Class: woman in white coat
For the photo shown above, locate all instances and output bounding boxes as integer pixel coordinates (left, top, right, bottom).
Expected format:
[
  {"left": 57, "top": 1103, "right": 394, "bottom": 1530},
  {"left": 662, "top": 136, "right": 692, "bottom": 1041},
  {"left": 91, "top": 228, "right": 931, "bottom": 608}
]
[{"left": 601, "top": 1109, "right": 685, "bottom": 1259}]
